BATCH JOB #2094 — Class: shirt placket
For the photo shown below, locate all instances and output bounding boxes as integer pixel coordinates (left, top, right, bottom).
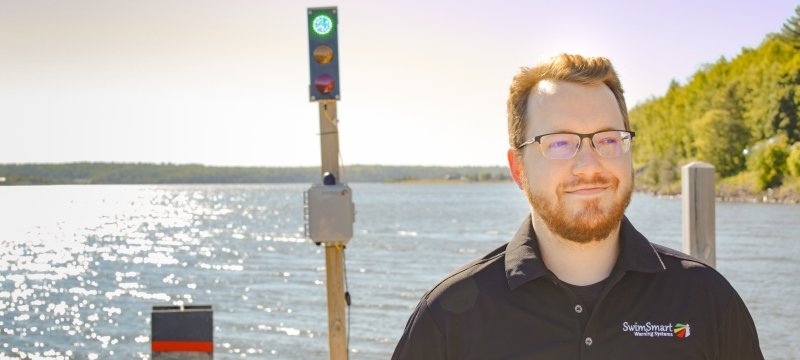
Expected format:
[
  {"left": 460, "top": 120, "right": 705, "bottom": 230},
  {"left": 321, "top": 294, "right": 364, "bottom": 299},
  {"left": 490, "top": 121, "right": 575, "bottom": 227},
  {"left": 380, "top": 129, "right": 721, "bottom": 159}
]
[
  {"left": 548, "top": 269, "right": 628, "bottom": 360},
  {"left": 548, "top": 276, "right": 592, "bottom": 359},
  {"left": 579, "top": 269, "right": 627, "bottom": 360}
]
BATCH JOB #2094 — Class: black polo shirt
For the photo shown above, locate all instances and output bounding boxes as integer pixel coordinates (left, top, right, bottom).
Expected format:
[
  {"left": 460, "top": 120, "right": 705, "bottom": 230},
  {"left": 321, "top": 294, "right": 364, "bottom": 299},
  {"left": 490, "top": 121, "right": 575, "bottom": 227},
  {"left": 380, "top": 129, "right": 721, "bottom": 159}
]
[{"left": 392, "top": 216, "right": 763, "bottom": 360}]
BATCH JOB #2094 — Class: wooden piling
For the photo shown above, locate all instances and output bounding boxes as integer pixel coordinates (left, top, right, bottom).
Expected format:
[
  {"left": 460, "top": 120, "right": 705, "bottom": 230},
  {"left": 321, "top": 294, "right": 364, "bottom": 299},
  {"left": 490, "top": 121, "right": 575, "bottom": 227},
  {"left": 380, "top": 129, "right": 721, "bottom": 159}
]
[
  {"left": 325, "top": 245, "right": 348, "bottom": 360},
  {"left": 681, "top": 162, "right": 716, "bottom": 268},
  {"left": 318, "top": 100, "right": 348, "bottom": 360}
]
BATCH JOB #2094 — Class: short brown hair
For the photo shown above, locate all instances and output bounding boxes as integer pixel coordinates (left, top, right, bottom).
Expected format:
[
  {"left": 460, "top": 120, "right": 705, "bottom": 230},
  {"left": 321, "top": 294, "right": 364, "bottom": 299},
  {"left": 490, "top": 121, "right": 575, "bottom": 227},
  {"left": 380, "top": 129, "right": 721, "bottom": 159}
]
[{"left": 507, "top": 54, "right": 629, "bottom": 151}]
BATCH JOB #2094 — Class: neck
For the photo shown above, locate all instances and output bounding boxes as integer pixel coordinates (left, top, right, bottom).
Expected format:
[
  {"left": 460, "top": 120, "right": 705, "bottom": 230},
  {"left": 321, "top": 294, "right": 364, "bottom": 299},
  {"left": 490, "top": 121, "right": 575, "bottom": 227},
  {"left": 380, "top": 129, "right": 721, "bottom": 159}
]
[{"left": 531, "top": 212, "right": 621, "bottom": 286}]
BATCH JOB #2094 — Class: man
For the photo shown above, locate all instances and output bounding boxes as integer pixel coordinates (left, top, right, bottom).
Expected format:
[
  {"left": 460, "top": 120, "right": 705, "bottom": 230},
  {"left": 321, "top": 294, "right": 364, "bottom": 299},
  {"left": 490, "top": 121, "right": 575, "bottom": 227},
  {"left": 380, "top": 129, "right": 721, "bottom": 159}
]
[{"left": 392, "top": 54, "right": 763, "bottom": 359}]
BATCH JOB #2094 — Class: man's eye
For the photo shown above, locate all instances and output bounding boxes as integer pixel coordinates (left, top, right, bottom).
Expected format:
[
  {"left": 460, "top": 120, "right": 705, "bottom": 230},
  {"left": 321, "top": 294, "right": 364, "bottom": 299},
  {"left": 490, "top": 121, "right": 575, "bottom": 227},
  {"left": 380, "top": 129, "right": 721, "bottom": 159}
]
[
  {"left": 598, "top": 137, "right": 619, "bottom": 145},
  {"left": 549, "top": 140, "right": 570, "bottom": 149}
]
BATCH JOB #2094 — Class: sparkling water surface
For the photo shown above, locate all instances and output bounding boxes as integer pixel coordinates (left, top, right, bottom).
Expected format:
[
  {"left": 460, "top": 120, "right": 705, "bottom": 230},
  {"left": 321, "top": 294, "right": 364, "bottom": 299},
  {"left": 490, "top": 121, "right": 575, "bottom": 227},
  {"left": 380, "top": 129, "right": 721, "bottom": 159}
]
[{"left": 0, "top": 184, "right": 798, "bottom": 359}]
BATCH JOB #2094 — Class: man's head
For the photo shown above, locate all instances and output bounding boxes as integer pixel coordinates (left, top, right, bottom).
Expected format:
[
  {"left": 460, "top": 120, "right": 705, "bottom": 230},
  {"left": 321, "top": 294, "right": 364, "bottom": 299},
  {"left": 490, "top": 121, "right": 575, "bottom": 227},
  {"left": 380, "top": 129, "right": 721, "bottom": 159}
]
[
  {"left": 507, "top": 54, "right": 630, "bottom": 150},
  {"left": 506, "top": 54, "right": 633, "bottom": 243}
]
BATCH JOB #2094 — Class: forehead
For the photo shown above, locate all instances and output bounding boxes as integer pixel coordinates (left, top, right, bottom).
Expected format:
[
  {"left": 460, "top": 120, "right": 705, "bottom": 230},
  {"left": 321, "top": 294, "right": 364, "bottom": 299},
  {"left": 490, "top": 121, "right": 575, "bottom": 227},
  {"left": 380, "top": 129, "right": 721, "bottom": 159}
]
[{"left": 525, "top": 80, "right": 624, "bottom": 136}]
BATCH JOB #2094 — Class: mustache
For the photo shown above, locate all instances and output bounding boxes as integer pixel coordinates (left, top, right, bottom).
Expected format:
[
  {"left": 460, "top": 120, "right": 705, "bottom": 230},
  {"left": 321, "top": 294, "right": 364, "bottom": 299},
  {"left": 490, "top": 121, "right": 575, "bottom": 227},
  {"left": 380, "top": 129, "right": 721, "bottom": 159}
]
[{"left": 559, "top": 175, "right": 617, "bottom": 191}]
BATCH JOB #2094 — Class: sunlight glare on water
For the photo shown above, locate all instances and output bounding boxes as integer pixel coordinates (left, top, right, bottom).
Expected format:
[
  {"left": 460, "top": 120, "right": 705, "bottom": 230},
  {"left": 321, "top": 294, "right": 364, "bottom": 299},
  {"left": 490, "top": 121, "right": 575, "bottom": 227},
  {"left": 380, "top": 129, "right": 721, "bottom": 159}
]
[
  {"left": 0, "top": 185, "right": 295, "bottom": 359},
  {"left": 0, "top": 184, "right": 798, "bottom": 359}
]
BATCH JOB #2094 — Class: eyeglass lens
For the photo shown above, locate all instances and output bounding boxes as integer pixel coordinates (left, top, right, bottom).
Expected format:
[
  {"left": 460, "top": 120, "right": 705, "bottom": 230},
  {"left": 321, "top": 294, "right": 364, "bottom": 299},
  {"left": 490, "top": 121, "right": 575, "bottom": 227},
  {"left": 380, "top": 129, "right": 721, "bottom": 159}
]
[{"left": 540, "top": 131, "right": 631, "bottom": 159}]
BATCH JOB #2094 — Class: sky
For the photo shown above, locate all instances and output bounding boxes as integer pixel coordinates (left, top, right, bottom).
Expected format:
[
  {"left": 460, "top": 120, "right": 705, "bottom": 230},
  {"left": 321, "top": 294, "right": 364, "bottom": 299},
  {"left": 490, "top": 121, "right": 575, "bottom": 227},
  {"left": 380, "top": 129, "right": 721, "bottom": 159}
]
[{"left": 1, "top": 0, "right": 797, "bottom": 167}]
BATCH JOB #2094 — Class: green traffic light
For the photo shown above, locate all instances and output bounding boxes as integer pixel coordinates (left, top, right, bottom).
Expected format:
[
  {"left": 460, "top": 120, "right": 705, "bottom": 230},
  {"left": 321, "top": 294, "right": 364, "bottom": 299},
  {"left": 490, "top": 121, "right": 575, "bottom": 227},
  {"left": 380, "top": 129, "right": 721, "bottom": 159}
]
[{"left": 312, "top": 14, "right": 334, "bottom": 35}]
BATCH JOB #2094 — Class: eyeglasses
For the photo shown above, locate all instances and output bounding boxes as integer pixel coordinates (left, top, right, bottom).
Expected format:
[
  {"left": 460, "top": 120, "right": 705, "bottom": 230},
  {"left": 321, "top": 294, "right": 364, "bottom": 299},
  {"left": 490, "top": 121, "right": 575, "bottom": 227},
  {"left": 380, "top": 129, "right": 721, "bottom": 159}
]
[{"left": 517, "top": 130, "right": 635, "bottom": 160}]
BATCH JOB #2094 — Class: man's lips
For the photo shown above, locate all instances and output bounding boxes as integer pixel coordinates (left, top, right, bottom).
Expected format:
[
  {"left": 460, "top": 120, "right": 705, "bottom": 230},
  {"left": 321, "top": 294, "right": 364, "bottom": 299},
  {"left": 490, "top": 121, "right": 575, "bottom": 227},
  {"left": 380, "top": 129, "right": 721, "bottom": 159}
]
[{"left": 564, "top": 185, "right": 610, "bottom": 195}]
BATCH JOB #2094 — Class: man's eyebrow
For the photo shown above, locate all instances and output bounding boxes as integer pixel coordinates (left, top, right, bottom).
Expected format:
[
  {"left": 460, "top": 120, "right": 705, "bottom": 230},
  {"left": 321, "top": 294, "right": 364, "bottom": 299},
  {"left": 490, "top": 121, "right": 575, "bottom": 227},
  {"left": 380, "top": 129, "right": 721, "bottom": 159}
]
[
  {"left": 548, "top": 126, "right": 621, "bottom": 134},
  {"left": 594, "top": 126, "right": 619, "bottom": 132}
]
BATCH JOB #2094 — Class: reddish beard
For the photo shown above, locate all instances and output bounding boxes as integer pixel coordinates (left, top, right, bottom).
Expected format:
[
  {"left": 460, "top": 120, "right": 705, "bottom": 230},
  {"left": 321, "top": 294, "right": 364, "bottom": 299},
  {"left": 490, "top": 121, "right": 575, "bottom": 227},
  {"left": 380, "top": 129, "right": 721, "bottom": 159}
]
[{"left": 521, "top": 171, "right": 632, "bottom": 243}]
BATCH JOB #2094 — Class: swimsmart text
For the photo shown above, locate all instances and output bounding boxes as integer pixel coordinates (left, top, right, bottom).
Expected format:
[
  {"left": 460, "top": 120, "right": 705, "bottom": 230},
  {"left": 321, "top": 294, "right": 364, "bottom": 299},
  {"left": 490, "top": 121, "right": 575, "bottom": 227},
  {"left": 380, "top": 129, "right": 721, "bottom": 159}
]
[{"left": 622, "top": 322, "right": 676, "bottom": 338}]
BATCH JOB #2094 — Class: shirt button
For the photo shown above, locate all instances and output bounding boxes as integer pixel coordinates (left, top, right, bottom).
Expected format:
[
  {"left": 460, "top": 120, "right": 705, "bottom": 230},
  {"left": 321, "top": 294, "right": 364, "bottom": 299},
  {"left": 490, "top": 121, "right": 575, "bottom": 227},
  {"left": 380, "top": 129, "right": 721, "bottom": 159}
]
[
  {"left": 585, "top": 337, "right": 593, "bottom": 346},
  {"left": 574, "top": 305, "right": 583, "bottom": 314}
]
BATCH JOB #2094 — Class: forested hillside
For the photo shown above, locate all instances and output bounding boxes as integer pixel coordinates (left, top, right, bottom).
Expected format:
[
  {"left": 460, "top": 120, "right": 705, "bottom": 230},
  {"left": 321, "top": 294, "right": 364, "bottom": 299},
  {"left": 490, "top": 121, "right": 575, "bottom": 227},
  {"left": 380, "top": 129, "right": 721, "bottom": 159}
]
[
  {"left": 0, "top": 163, "right": 509, "bottom": 185},
  {"left": 630, "top": 6, "right": 800, "bottom": 194}
]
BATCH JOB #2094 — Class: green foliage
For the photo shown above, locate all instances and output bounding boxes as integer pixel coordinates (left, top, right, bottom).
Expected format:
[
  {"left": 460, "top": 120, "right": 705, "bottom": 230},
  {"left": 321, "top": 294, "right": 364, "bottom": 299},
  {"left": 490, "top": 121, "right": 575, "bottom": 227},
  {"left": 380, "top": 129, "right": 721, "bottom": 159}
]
[
  {"left": 772, "top": 61, "right": 800, "bottom": 142},
  {"left": 690, "top": 109, "right": 749, "bottom": 177},
  {"left": 788, "top": 142, "right": 800, "bottom": 177},
  {"left": 746, "top": 136, "right": 790, "bottom": 190},
  {"left": 630, "top": 8, "right": 800, "bottom": 191}
]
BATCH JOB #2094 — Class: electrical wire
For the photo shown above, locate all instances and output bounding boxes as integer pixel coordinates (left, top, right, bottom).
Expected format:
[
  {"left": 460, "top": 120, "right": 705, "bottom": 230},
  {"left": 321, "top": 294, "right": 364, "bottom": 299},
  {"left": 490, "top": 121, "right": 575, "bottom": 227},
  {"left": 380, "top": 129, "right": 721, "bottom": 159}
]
[
  {"left": 342, "top": 245, "right": 351, "bottom": 356},
  {"left": 322, "top": 100, "right": 338, "bottom": 128},
  {"left": 319, "top": 100, "right": 347, "bottom": 183},
  {"left": 332, "top": 100, "right": 349, "bottom": 355},
  {"left": 339, "top": 149, "right": 347, "bottom": 184}
]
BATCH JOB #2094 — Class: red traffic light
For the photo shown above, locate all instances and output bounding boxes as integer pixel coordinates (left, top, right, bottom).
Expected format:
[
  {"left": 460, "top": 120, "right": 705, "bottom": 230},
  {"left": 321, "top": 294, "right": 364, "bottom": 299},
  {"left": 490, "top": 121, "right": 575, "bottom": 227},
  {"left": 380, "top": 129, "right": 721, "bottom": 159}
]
[{"left": 314, "top": 74, "right": 335, "bottom": 94}]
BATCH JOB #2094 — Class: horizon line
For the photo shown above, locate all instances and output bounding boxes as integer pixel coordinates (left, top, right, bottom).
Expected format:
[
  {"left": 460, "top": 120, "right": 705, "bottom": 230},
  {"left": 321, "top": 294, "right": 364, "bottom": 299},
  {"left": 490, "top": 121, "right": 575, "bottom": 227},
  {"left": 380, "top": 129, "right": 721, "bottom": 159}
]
[{"left": 0, "top": 161, "right": 510, "bottom": 168}]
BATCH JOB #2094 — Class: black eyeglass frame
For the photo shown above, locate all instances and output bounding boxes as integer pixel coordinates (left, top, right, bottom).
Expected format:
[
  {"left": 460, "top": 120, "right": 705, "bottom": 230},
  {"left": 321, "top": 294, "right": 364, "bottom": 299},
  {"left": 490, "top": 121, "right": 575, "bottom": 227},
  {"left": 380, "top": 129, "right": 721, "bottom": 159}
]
[{"left": 516, "top": 130, "right": 636, "bottom": 159}]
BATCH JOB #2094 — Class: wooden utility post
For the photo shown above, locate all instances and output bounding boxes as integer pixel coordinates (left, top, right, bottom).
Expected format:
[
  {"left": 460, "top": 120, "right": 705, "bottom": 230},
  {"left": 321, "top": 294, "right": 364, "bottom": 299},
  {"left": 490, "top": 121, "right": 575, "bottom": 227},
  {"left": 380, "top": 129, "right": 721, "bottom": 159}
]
[
  {"left": 307, "top": 7, "right": 348, "bottom": 359},
  {"left": 318, "top": 100, "right": 348, "bottom": 360},
  {"left": 681, "top": 162, "right": 716, "bottom": 267}
]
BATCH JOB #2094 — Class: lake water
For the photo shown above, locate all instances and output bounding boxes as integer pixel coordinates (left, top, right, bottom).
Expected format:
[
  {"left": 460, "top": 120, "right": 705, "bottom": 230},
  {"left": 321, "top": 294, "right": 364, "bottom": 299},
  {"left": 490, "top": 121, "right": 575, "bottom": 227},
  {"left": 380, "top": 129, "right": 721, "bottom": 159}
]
[{"left": 0, "top": 183, "right": 798, "bottom": 359}]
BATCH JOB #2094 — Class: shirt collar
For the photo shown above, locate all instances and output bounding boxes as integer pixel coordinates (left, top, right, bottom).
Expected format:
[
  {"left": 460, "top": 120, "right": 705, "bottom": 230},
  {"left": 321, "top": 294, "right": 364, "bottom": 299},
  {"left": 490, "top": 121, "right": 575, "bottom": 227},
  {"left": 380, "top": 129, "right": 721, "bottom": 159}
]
[{"left": 505, "top": 215, "right": 666, "bottom": 290}]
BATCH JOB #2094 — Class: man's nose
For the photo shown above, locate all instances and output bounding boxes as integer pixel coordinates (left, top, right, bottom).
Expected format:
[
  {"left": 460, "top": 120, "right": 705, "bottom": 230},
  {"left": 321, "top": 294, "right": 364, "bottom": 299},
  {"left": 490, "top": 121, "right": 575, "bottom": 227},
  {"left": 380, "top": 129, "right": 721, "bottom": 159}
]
[{"left": 571, "top": 138, "right": 602, "bottom": 175}]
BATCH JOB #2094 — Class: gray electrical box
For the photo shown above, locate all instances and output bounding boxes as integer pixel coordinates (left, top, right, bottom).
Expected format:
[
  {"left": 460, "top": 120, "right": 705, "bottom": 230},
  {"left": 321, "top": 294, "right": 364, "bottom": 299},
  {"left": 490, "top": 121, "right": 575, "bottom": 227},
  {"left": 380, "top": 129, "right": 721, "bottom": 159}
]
[{"left": 304, "top": 184, "right": 355, "bottom": 244}]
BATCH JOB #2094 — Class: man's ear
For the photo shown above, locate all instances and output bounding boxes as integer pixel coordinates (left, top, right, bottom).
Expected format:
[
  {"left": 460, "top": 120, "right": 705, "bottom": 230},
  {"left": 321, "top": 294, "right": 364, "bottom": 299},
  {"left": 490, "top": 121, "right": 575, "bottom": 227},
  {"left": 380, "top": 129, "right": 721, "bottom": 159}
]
[{"left": 507, "top": 149, "right": 524, "bottom": 190}]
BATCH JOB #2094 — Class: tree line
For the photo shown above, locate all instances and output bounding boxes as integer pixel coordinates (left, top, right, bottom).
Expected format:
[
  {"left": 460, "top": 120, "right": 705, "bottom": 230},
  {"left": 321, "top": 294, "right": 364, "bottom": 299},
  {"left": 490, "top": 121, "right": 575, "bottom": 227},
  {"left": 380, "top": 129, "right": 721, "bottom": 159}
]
[
  {"left": 0, "top": 163, "right": 510, "bottom": 185},
  {"left": 630, "top": 6, "right": 800, "bottom": 193}
]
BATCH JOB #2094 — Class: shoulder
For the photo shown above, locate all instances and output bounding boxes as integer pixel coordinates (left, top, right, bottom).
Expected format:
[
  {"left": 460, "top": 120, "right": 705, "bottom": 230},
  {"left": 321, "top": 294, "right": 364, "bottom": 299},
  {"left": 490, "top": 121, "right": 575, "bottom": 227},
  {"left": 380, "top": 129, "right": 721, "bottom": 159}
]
[
  {"left": 650, "top": 243, "right": 739, "bottom": 299},
  {"left": 651, "top": 242, "right": 709, "bottom": 268},
  {"left": 649, "top": 245, "right": 763, "bottom": 358},
  {"left": 421, "top": 242, "right": 509, "bottom": 314}
]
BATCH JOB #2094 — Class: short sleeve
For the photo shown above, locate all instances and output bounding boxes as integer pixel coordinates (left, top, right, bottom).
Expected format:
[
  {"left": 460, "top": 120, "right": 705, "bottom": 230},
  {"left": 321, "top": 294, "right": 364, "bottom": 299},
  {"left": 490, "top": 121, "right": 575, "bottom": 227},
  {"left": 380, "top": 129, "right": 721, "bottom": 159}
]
[
  {"left": 718, "top": 291, "right": 764, "bottom": 360},
  {"left": 392, "top": 299, "right": 447, "bottom": 360}
]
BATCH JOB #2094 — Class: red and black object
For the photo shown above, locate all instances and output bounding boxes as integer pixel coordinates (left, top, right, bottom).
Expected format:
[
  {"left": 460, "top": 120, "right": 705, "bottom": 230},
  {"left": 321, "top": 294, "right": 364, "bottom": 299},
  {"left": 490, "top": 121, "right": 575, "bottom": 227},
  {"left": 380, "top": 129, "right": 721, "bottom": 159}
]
[{"left": 152, "top": 305, "right": 213, "bottom": 357}]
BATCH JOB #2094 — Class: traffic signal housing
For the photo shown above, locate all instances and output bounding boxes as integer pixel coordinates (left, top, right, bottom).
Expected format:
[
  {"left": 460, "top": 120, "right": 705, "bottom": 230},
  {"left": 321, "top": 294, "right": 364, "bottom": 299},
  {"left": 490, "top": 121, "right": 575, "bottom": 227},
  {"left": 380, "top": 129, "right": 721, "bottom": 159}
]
[{"left": 307, "top": 7, "right": 340, "bottom": 101}]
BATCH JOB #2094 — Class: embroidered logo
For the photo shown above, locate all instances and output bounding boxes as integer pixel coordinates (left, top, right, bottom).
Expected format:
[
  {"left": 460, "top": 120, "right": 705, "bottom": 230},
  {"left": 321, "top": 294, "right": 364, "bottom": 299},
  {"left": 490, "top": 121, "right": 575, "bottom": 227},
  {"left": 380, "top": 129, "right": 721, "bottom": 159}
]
[
  {"left": 622, "top": 322, "right": 691, "bottom": 338},
  {"left": 674, "top": 323, "right": 691, "bottom": 338}
]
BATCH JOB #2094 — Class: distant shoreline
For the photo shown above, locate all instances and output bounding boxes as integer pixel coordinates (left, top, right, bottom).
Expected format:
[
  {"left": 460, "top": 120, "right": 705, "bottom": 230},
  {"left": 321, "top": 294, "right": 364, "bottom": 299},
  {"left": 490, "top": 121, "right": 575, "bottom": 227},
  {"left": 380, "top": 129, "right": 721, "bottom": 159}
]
[
  {"left": 637, "top": 185, "right": 800, "bottom": 205},
  {"left": 0, "top": 162, "right": 511, "bottom": 186}
]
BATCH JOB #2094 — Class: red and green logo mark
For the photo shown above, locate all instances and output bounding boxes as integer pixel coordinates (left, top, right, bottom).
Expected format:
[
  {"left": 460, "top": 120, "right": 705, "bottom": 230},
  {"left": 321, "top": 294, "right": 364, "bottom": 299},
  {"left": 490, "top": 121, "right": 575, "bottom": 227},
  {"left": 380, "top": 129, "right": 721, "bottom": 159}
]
[{"left": 674, "top": 323, "right": 691, "bottom": 338}]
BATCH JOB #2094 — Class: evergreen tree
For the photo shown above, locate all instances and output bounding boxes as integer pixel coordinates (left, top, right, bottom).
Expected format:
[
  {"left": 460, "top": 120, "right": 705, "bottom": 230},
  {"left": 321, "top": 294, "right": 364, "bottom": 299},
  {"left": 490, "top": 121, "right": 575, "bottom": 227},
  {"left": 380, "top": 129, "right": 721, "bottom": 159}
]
[{"left": 780, "top": 5, "right": 800, "bottom": 46}]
